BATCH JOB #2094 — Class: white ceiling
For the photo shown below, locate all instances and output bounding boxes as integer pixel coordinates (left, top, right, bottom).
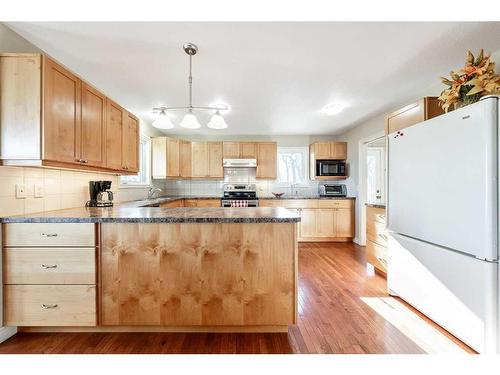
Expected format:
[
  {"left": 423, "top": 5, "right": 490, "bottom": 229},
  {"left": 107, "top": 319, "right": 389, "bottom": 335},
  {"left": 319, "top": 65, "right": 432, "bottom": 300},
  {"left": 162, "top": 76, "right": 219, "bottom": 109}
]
[{"left": 6, "top": 22, "right": 500, "bottom": 135}]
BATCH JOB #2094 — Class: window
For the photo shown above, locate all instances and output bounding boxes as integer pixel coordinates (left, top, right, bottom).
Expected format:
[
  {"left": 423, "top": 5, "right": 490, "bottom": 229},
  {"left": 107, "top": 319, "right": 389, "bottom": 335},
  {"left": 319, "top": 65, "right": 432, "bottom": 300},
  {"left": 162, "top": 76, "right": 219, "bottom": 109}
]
[
  {"left": 120, "top": 134, "right": 151, "bottom": 187},
  {"left": 277, "top": 147, "right": 308, "bottom": 185}
]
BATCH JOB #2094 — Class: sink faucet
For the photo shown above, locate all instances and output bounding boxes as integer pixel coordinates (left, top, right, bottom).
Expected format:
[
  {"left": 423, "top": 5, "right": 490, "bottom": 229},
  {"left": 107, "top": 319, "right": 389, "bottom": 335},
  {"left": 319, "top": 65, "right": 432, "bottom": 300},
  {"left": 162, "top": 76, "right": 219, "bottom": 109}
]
[
  {"left": 290, "top": 183, "right": 299, "bottom": 196},
  {"left": 147, "top": 187, "right": 162, "bottom": 199}
]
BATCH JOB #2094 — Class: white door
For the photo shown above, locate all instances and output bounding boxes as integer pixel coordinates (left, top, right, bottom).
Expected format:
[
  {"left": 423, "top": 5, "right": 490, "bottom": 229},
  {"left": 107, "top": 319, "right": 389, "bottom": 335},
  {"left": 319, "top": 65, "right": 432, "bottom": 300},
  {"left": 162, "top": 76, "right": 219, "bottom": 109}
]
[
  {"left": 387, "top": 97, "right": 498, "bottom": 260},
  {"left": 367, "top": 147, "right": 385, "bottom": 204}
]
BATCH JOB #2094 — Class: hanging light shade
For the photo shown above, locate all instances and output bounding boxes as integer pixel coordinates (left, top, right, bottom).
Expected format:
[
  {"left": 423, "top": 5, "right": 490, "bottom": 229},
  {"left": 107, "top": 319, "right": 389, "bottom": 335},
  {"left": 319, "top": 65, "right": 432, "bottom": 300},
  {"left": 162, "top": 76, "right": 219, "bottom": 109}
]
[
  {"left": 152, "top": 42, "right": 229, "bottom": 130},
  {"left": 152, "top": 110, "right": 174, "bottom": 129},
  {"left": 207, "top": 110, "right": 228, "bottom": 129},
  {"left": 180, "top": 110, "right": 201, "bottom": 129}
]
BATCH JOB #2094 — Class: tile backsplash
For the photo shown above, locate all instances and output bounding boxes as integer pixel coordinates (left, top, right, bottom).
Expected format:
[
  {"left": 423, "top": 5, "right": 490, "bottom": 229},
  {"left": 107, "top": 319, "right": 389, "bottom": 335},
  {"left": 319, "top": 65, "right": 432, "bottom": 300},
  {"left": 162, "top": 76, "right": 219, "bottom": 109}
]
[
  {"left": 159, "top": 177, "right": 353, "bottom": 197},
  {"left": 0, "top": 166, "right": 150, "bottom": 216}
]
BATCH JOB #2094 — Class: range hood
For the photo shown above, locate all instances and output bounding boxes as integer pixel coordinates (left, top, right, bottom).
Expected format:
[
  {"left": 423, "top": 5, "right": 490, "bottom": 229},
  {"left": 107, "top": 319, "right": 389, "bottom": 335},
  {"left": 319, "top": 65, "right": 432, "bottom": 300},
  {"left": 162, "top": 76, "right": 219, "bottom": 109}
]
[{"left": 223, "top": 158, "right": 257, "bottom": 168}]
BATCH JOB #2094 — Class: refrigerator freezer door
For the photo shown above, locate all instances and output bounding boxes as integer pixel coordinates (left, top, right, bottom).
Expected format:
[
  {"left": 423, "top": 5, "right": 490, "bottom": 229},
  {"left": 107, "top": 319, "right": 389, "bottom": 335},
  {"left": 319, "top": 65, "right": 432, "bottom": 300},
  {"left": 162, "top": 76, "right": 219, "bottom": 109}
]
[
  {"left": 388, "top": 233, "right": 498, "bottom": 353},
  {"left": 387, "top": 97, "right": 498, "bottom": 260}
]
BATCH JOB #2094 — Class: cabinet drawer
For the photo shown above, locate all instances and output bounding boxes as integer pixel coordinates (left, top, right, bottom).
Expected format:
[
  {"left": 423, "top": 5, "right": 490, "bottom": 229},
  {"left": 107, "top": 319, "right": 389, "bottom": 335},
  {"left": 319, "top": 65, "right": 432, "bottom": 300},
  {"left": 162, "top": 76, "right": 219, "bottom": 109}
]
[
  {"left": 366, "top": 207, "right": 386, "bottom": 224},
  {"left": 366, "top": 220, "right": 388, "bottom": 247},
  {"left": 3, "top": 223, "right": 95, "bottom": 247},
  {"left": 318, "top": 199, "right": 353, "bottom": 209},
  {"left": 4, "top": 285, "right": 96, "bottom": 326},
  {"left": 4, "top": 248, "right": 96, "bottom": 285},
  {"left": 260, "top": 199, "right": 319, "bottom": 209},
  {"left": 366, "top": 240, "right": 388, "bottom": 273}
]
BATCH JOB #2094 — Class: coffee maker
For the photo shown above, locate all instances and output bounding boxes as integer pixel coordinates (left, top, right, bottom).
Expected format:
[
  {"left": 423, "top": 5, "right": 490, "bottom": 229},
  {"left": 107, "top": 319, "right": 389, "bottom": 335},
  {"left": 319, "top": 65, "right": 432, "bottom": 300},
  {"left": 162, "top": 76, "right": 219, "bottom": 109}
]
[{"left": 87, "top": 181, "right": 114, "bottom": 207}]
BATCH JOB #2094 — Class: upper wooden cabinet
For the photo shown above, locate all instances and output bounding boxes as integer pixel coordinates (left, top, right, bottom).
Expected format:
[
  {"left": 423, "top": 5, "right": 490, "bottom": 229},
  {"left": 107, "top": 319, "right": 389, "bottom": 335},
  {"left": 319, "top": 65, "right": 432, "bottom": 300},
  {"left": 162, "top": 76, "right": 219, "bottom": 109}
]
[
  {"left": 191, "top": 141, "right": 223, "bottom": 178},
  {"left": 385, "top": 97, "right": 444, "bottom": 135},
  {"left": 0, "top": 53, "right": 139, "bottom": 175},
  {"left": 179, "top": 140, "right": 192, "bottom": 178},
  {"left": 152, "top": 136, "right": 180, "bottom": 179},
  {"left": 105, "top": 99, "right": 124, "bottom": 171},
  {"left": 222, "top": 142, "right": 241, "bottom": 158},
  {"left": 240, "top": 142, "right": 258, "bottom": 158},
  {"left": 81, "top": 83, "right": 106, "bottom": 167},
  {"left": 43, "top": 56, "right": 82, "bottom": 165},
  {"left": 310, "top": 141, "right": 347, "bottom": 160},
  {"left": 256, "top": 142, "right": 277, "bottom": 179},
  {"left": 122, "top": 112, "right": 139, "bottom": 173}
]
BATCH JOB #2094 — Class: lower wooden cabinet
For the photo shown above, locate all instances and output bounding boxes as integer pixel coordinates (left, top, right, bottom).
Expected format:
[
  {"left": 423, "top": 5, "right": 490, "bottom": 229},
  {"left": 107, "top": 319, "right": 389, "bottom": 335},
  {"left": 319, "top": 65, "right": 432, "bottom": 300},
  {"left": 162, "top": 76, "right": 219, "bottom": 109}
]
[
  {"left": 2, "top": 223, "right": 97, "bottom": 327},
  {"left": 4, "top": 285, "right": 96, "bottom": 326},
  {"left": 100, "top": 222, "right": 296, "bottom": 326},
  {"left": 259, "top": 199, "right": 355, "bottom": 242},
  {"left": 365, "top": 205, "right": 388, "bottom": 274},
  {"left": 159, "top": 199, "right": 184, "bottom": 208},
  {"left": 184, "top": 199, "right": 221, "bottom": 208}
]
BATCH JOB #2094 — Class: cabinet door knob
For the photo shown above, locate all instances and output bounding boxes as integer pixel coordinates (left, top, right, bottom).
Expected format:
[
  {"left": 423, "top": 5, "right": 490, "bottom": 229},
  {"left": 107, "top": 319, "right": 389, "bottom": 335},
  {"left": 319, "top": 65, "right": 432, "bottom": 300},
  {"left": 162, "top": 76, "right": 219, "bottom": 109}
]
[{"left": 41, "top": 304, "right": 58, "bottom": 309}]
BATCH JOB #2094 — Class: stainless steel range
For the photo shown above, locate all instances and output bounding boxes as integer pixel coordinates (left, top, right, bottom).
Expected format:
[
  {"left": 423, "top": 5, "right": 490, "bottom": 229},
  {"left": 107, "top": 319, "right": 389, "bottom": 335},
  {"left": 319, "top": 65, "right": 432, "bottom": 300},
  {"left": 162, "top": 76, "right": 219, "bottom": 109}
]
[{"left": 221, "top": 184, "right": 258, "bottom": 207}]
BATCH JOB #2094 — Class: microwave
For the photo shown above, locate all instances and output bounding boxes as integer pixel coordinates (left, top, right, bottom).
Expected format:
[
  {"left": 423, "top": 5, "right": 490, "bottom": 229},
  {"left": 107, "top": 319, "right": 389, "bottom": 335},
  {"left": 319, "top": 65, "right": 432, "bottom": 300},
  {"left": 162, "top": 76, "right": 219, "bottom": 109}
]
[{"left": 316, "top": 160, "right": 346, "bottom": 176}]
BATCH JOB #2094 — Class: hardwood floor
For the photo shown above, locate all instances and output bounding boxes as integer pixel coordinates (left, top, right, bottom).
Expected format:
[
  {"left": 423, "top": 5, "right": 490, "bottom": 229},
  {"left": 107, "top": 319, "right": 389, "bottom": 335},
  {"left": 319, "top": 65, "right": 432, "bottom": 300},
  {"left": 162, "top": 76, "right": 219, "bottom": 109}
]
[{"left": 0, "top": 242, "right": 472, "bottom": 354}]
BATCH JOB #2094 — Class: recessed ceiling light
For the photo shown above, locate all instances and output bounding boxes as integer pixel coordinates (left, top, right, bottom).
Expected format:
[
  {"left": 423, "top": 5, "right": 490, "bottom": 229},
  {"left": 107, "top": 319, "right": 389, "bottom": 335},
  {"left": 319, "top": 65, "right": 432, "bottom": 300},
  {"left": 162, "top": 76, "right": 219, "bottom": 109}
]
[{"left": 321, "top": 103, "right": 346, "bottom": 115}]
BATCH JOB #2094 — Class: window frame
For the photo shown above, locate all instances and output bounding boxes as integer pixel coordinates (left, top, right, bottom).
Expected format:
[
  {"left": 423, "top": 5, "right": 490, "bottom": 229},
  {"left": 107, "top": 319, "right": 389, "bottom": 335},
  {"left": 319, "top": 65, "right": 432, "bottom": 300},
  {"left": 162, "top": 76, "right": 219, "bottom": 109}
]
[
  {"left": 275, "top": 146, "right": 310, "bottom": 187},
  {"left": 119, "top": 134, "right": 152, "bottom": 188}
]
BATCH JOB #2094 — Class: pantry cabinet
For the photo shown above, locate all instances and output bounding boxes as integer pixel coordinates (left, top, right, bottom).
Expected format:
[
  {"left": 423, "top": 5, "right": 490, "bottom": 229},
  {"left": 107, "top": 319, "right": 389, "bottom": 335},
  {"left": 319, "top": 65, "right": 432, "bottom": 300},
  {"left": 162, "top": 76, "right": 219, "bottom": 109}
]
[
  {"left": 0, "top": 53, "right": 139, "bottom": 175},
  {"left": 366, "top": 205, "right": 388, "bottom": 274}
]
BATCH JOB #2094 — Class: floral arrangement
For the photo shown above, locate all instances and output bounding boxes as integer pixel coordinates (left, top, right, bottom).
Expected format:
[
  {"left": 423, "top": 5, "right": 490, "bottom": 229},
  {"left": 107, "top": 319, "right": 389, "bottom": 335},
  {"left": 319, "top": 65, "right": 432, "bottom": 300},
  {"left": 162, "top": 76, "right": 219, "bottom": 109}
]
[{"left": 438, "top": 49, "right": 500, "bottom": 112}]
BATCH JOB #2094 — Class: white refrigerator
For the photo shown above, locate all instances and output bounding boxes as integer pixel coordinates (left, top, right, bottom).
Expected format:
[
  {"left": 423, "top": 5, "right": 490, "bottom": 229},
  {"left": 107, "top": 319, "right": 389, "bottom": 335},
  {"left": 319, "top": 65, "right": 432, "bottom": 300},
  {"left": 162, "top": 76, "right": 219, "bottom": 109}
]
[{"left": 387, "top": 96, "right": 499, "bottom": 353}]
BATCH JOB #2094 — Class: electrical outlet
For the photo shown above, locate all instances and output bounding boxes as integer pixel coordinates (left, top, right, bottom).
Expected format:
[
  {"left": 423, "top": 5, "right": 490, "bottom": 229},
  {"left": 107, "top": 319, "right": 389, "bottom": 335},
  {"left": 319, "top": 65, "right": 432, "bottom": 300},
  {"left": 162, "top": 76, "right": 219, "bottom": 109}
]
[
  {"left": 15, "top": 184, "right": 27, "bottom": 199},
  {"left": 34, "top": 184, "right": 44, "bottom": 198}
]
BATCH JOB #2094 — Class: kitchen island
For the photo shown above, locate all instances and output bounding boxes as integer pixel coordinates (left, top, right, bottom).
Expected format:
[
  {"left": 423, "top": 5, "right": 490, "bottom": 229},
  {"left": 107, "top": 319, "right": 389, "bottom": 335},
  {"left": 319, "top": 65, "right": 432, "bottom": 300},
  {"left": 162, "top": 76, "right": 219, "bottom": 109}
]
[{"left": 1, "top": 207, "right": 299, "bottom": 333}]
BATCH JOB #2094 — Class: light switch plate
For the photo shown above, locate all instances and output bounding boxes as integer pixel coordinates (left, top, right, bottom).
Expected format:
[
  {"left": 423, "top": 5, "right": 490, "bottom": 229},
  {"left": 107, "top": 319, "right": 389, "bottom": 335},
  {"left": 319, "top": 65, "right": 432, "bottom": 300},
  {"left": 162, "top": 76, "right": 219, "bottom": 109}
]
[
  {"left": 34, "top": 184, "right": 44, "bottom": 198},
  {"left": 15, "top": 184, "right": 27, "bottom": 199}
]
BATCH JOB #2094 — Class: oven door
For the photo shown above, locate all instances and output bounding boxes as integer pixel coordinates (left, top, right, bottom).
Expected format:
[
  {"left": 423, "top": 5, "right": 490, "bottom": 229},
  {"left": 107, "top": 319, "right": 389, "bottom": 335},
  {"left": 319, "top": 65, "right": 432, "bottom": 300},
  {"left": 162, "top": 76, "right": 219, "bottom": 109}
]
[
  {"left": 317, "top": 161, "right": 346, "bottom": 176},
  {"left": 222, "top": 199, "right": 259, "bottom": 207}
]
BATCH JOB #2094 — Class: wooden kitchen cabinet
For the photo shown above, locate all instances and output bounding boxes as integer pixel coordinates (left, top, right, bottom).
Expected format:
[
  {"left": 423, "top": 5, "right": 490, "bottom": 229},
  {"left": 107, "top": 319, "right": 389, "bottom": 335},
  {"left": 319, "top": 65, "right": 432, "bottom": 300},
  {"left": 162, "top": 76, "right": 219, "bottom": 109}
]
[
  {"left": 310, "top": 141, "right": 347, "bottom": 161},
  {"left": 365, "top": 205, "right": 388, "bottom": 275},
  {"left": 2, "top": 222, "right": 97, "bottom": 327},
  {"left": 222, "top": 142, "right": 241, "bottom": 158},
  {"left": 122, "top": 112, "right": 139, "bottom": 172},
  {"left": 152, "top": 137, "right": 180, "bottom": 179},
  {"left": 105, "top": 99, "right": 124, "bottom": 170},
  {"left": 191, "top": 141, "right": 209, "bottom": 178},
  {"left": 385, "top": 97, "right": 444, "bottom": 134},
  {"left": 191, "top": 141, "right": 223, "bottom": 178},
  {"left": 256, "top": 142, "right": 277, "bottom": 179},
  {"left": 240, "top": 142, "right": 258, "bottom": 158},
  {"left": 43, "top": 56, "right": 82, "bottom": 165},
  {"left": 81, "top": 83, "right": 106, "bottom": 167},
  {"left": 179, "top": 140, "right": 192, "bottom": 178},
  {"left": 0, "top": 53, "right": 139, "bottom": 175},
  {"left": 207, "top": 142, "right": 223, "bottom": 178},
  {"left": 259, "top": 199, "right": 355, "bottom": 242}
]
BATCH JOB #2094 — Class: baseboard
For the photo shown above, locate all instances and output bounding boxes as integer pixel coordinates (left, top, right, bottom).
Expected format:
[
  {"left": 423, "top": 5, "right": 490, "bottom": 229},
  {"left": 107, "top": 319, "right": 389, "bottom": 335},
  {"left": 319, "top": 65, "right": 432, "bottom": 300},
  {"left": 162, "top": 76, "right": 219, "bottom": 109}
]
[
  {"left": 0, "top": 326, "right": 17, "bottom": 343},
  {"left": 353, "top": 237, "right": 362, "bottom": 245}
]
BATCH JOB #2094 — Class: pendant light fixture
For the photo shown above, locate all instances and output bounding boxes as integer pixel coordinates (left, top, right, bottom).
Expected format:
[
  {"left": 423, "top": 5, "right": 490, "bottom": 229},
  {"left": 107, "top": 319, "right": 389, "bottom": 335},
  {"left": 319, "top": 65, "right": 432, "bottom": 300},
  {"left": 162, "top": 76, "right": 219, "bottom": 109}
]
[{"left": 152, "top": 42, "right": 229, "bottom": 130}]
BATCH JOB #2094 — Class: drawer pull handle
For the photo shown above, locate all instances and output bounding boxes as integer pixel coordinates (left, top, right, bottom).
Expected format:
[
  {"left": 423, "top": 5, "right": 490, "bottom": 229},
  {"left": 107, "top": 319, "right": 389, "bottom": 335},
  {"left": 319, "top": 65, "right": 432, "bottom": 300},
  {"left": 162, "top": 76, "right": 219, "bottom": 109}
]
[
  {"left": 41, "top": 233, "right": 58, "bottom": 237},
  {"left": 41, "top": 304, "right": 58, "bottom": 309},
  {"left": 41, "top": 264, "right": 58, "bottom": 269}
]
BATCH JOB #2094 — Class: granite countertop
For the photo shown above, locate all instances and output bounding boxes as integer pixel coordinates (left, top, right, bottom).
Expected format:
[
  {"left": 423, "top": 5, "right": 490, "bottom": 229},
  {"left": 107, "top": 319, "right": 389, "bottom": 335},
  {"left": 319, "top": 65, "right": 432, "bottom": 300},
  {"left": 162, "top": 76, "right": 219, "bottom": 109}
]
[
  {"left": 0, "top": 206, "right": 300, "bottom": 224},
  {"left": 365, "top": 203, "right": 386, "bottom": 209}
]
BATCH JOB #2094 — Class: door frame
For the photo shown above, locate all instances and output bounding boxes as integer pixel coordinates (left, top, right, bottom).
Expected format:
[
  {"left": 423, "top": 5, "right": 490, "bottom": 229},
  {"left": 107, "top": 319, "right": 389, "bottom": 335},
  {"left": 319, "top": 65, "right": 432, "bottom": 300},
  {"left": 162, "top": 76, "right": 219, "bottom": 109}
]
[{"left": 357, "top": 130, "right": 385, "bottom": 246}]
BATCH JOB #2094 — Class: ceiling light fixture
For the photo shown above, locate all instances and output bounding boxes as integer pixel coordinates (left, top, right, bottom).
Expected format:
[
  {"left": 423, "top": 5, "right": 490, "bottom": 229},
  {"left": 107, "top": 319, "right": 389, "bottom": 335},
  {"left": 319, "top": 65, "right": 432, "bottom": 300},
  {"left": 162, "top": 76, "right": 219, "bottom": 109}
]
[
  {"left": 152, "top": 109, "right": 175, "bottom": 129},
  {"left": 321, "top": 103, "right": 346, "bottom": 116},
  {"left": 152, "top": 42, "right": 229, "bottom": 130}
]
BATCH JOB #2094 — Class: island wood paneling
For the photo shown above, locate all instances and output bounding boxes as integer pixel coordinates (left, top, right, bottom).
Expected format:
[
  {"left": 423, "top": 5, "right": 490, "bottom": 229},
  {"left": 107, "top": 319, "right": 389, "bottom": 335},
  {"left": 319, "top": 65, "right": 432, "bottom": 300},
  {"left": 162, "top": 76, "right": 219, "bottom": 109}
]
[{"left": 100, "top": 222, "right": 297, "bottom": 327}]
